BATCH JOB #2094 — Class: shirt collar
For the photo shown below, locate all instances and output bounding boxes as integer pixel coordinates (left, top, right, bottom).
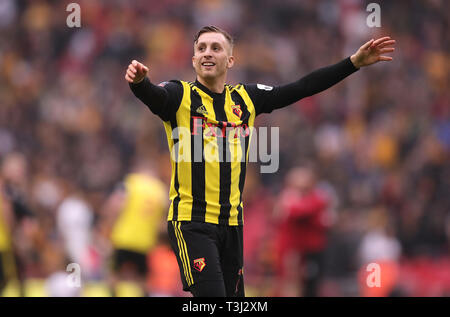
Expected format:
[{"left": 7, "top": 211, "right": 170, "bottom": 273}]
[{"left": 194, "top": 79, "right": 226, "bottom": 97}]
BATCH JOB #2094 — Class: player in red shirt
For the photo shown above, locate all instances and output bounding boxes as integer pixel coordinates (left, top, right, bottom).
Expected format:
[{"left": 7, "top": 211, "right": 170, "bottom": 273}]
[{"left": 274, "top": 165, "right": 332, "bottom": 296}]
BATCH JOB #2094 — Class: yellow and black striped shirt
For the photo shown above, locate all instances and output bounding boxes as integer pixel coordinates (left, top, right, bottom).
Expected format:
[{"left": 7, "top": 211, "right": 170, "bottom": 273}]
[
  {"left": 130, "top": 57, "right": 359, "bottom": 226},
  {"left": 162, "top": 80, "right": 256, "bottom": 225}
]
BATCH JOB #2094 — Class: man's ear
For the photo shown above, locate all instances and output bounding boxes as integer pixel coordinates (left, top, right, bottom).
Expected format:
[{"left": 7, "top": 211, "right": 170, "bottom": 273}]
[
  {"left": 227, "top": 55, "right": 235, "bottom": 69},
  {"left": 192, "top": 55, "right": 196, "bottom": 68}
]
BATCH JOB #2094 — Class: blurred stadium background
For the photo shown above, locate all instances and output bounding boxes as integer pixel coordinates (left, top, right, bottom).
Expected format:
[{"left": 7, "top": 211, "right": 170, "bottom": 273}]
[{"left": 0, "top": 0, "right": 448, "bottom": 297}]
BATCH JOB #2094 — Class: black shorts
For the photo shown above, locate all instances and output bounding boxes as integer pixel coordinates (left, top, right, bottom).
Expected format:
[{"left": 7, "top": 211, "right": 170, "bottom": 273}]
[
  {"left": 112, "top": 249, "right": 148, "bottom": 276},
  {"left": 167, "top": 221, "right": 244, "bottom": 297}
]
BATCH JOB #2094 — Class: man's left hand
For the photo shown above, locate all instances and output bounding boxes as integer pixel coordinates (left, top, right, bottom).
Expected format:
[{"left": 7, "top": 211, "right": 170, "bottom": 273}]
[{"left": 351, "top": 36, "right": 396, "bottom": 68}]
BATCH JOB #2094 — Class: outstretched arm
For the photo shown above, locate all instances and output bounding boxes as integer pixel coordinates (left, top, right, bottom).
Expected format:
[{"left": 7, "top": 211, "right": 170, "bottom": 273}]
[{"left": 246, "top": 36, "right": 396, "bottom": 115}]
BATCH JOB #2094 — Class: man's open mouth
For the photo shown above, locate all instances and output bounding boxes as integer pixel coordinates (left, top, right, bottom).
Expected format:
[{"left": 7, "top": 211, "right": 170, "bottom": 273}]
[{"left": 201, "top": 62, "right": 216, "bottom": 67}]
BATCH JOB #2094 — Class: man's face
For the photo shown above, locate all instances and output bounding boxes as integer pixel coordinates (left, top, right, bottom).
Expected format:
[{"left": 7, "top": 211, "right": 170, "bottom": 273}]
[{"left": 192, "top": 32, "right": 234, "bottom": 81}]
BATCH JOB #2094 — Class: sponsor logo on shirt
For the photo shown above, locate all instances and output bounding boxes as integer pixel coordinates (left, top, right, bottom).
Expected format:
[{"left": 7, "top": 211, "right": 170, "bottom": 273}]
[{"left": 191, "top": 116, "right": 250, "bottom": 138}]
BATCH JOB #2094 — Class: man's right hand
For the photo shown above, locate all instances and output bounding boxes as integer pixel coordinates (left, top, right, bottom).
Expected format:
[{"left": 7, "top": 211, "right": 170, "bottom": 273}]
[{"left": 125, "top": 60, "right": 149, "bottom": 84}]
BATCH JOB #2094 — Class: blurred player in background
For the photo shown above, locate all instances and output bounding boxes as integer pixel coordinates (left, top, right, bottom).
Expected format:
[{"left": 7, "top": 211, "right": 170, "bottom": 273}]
[
  {"left": 101, "top": 160, "right": 167, "bottom": 296},
  {"left": 274, "top": 165, "right": 333, "bottom": 296},
  {"left": 1, "top": 152, "right": 39, "bottom": 296},
  {"left": 0, "top": 175, "right": 15, "bottom": 294},
  {"left": 125, "top": 26, "right": 395, "bottom": 297},
  {"left": 56, "top": 182, "right": 94, "bottom": 281}
]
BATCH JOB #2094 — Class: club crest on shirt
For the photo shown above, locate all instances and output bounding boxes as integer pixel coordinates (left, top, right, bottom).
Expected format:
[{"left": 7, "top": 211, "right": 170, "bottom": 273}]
[
  {"left": 231, "top": 104, "right": 242, "bottom": 118},
  {"left": 193, "top": 258, "right": 206, "bottom": 272}
]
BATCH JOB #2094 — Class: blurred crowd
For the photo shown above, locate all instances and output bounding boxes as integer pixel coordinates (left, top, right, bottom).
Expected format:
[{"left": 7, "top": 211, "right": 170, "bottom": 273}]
[{"left": 0, "top": 0, "right": 449, "bottom": 296}]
